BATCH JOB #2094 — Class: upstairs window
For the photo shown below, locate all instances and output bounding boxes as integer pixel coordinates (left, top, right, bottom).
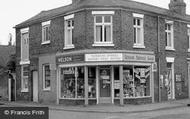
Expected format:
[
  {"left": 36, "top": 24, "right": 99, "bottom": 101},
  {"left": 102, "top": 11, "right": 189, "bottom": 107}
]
[
  {"left": 42, "top": 21, "right": 51, "bottom": 44},
  {"left": 188, "top": 25, "right": 190, "bottom": 52},
  {"left": 133, "top": 13, "right": 145, "bottom": 48},
  {"left": 20, "top": 28, "right": 30, "bottom": 65},
  {"left": 64, "top": 14, "right": 74, "bottom": 49},
  {"left": 92, "top": 11, "right": 114, "bottom": 46},
  {"left": 43, "top": 64, "right": 51, "bottom": 90},
  {"left": 165, "top": 20, "right": 174, "bottom": 50}
]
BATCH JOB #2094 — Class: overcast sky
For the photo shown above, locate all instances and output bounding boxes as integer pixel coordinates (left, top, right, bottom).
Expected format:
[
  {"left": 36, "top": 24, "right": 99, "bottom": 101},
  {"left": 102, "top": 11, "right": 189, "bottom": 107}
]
[{"left": 0, "top": 0, "right": 190, "bottom": 45}]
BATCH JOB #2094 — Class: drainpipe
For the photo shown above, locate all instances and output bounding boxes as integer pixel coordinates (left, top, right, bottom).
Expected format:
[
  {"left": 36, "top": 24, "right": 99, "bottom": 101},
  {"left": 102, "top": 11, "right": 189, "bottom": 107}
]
[{"left": 157, "top": 16, "right": 161, "bottom": 102}]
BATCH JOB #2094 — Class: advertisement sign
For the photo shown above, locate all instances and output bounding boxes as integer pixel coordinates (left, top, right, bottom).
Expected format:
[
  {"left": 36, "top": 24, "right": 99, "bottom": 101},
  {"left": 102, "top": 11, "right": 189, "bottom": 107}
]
[{"left": 56, "top": 55, "right": 84, "bottom": 64}]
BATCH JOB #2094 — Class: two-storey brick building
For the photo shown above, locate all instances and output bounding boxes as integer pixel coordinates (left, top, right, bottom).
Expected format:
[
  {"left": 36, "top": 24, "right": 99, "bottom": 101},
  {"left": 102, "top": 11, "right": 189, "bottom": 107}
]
[{"left": 15, "top": 0, "right": 190, "bottom": 105}]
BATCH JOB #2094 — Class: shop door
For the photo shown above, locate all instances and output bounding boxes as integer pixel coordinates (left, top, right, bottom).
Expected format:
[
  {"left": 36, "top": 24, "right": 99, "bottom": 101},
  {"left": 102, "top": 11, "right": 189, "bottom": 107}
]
[
  {"left": 32, "top": 71, "right": 38, "bottom": 102},
  {"left": 166, "top": 63, "right": 174, "bottom": 100},
  {"left": 99, "top": 66, "right": 111, "bottom": 103}
]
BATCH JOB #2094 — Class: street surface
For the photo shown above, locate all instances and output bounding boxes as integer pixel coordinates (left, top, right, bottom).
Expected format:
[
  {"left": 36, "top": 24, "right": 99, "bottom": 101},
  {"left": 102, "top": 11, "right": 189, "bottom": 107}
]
[{"left": 50, "top": 106, "right": 190, "bottom": 119}]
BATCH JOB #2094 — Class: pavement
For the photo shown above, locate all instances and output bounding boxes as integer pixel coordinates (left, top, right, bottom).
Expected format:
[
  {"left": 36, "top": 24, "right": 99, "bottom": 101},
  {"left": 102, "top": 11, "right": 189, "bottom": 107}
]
[{"left": 0, "top": 99, "right": 190, "bottom": 113}]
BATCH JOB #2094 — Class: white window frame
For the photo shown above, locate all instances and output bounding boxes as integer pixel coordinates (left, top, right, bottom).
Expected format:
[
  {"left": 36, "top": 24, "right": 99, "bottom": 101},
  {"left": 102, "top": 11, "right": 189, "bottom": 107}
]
[
  {"left": 92, "top": 11, "right": 114, "bottom": 46},
  {"left": 133, "top": 13, "right": 145, "bottom": 48},
  {"left": 64, "top": 14, "right": 75, "bottom": 49},
  {"left": 21, "top": 65, "right": 29, "bottom": 92},
  {"left": 20, "top": 27, "right": 30, "bottom": 65},
  {"left": 165, "top": 20, "right": 174, "bottom": 50},
  {"left": 43, "top": 64, "right": 51, "bottom": 91},
  {"left": 188, "top": 25, "right": 190, "bottom": 52},
  {"left": 41, "top": 21, "right": 51, "bottom": 45}
]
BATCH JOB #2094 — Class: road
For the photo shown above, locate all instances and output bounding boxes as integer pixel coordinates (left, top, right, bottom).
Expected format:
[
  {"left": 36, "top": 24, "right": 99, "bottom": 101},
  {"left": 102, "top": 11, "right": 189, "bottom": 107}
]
[{"left": 49, "top": 106, "right": 190, "bottom": 119}]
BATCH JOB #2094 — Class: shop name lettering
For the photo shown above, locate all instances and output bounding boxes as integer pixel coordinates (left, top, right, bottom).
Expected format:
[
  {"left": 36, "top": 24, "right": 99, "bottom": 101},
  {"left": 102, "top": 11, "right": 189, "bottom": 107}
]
[
  {"left": 58, "top": 57, "right": 72, "bottom": 63},
  {"left": 123, "top": 54, "right": 155, "bottom": 62}
]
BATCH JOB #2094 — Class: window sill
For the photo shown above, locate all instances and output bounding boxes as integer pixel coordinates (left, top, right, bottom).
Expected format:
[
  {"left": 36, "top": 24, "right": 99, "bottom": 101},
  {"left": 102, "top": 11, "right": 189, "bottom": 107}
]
[
  {"left": 20, "top": 60, "right": 30, "bottom": 65},
  {"left": 21, "top": 89, "right": 29, "bottom": 93},
  {"left": 165, "top": 47, "right": 175, "bottom": 51},
  {"left": 133, "top": 44, "right": 145, "bottom": 49},
  {"left": 43, "top": 88, "right": 51, "bottom": 91},
  {"left": 41, "top": 41, "right": 50, "bottom": 45},
  {"left": 63, "top": 45, "right": 75, "bottom": 50},
  {"left": 92, "top": 43, "right": 114, "bottom": 47}
]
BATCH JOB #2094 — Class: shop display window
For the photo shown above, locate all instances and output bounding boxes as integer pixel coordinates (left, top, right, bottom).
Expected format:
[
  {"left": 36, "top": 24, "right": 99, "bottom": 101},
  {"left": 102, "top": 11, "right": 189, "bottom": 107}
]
[
  {"left": 88, "top": 67, "right": 96, "bottom": 98},
  {"left": 60, "top": 67, "right": 84, "bottom": 98},
  {"left": 114, "top": 67, "right": 120, "bottom": 98},
  {"left": 123, "top": 66, "right": 150, "bottom": 98}
]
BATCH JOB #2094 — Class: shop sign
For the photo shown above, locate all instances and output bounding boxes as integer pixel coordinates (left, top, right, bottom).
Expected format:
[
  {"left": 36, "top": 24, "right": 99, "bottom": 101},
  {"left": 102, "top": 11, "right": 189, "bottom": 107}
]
[
  {"left": 56, "top": 55, "right": 84, "bottom": 64},
  {"left": 175, "top": 74, "right": 182, "bottom": 82},
  {"left": 85, "top": 53, "right": 123, "bottom": 62},
  {"left": 123, "top": 54, "right": 155, "bottom": 62}
]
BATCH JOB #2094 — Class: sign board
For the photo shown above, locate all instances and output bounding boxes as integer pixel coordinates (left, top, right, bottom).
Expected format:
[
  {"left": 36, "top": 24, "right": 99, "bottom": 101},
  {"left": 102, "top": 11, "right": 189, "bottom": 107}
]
[
  {"left": 175, "top": 74, "right": 182, "bottom": 82},
  {"left": 123, "top": 54, "right": 155, "bottom": 62},
  {"left": 56, "top": 55, "right": 84, "bottom": 64},
  {"left": 85, "top": 53, "right": 123, "bottom": 62}
]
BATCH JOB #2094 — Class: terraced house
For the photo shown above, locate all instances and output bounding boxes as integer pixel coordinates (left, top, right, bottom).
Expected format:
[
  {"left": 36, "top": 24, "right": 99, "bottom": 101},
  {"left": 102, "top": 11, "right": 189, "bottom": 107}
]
[{"left": 15, "top": 0, "right": 190, "bottom": 105}]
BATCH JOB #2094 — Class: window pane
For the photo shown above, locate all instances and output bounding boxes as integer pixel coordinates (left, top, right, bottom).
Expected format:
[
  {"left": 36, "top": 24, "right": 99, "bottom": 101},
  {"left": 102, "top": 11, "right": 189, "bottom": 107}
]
[
  {"left": 105, "top": 25, "right": 111, "bottom": 42},
  {"left": 165, "top": 24, "right": 167, "bottom": 30},
  {"left": 76, "top": 67, "right": 84, "bottom": 98},
  {"left": 104, "top": 16, "right": 111, "bottom": 23},
  {"left": 21, "top": 33, "right": 29, "bottom": 61},
  {"left": 134, "top": 66, "right": 150, "bottom": 97},
  {"left": 96, "top": 26, "right": 102, "bottom": 42},
  {"left": 88, "top": 67, "right": 96, "bottom": 98},
  {"left": 165, "top": 32, "right": 168, "bottom": 46},
  {"left": 23, "top": 77, "right": 28, "bottom": 89},
  {"left": 136, "top": 28, "right": 141, "bottom": 44},
  {"left": 137, "top": 19, "right": 141, "bottom": 26},
  {"left": 72, "top": 20, "right": 74, "bottom": 27},
  {"left": 133, "top": 19, "right": 136, "bottom": 25},
  {"left": 67, "top": 29, "right": 71, "bottom": 45},
  {"left": 68, "top": 21, "right": 71, "bottom": 27},
  {"left": 168, "top": 24, "right": 171, "bottom": 30},
  {"left": 96, "top": 16, "right": 102, "bottom": 23},
  {"left": 168, "top": 33, "right": 172, "bottom": 47},
  {"left": 44, "top": 65, "right": 51, "bottom": 89},
  {"left": 134, "top": 28, "right": 136, "bottom": 43},
  {"left": 45, "top": 27, "right": 49, "bottom": 41}
]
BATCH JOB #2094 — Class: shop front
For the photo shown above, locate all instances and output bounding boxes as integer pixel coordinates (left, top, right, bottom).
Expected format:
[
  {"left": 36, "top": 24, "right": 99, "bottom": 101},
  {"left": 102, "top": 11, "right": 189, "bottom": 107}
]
[{"left": 56, "top": 51, "right": 155, "bottom": 105}]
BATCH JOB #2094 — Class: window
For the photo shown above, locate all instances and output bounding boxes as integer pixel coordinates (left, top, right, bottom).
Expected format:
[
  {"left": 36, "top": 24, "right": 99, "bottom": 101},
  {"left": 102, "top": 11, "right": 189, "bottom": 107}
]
[
  {"left": 64, "top": 14, "right": 74, "bottom": 49},
  {"left": 188, "top": 25, "right": 190, "bottom": 52},
  {"left": 21, "top": 65, "right": 29, "bottom": 92},
  {"left": 133, "top": 13, "right": 145, "bottom": 48},
  {"left": 88, "top": 67, "right": 96, "bottom": 98},
  {"left": 20, "top": 28, "right": 30, "bottom": 65},
  {"left": 43, "top": 64, "right": 51, "bottom": 90},
  {"left": 123, "top": 66, "right": 150, "bottom": 98},
  {"left": 92, "top": 11, "right": 114, "bottom": 46},
  {"left": 42, "top": 21, "right": 51, "bottom": 44},
  {"left": 60, "top": 67, "right": 84, "bottom": 98},
  {"left": 165, "top": 20, "right": 174, "bottom": 50}
]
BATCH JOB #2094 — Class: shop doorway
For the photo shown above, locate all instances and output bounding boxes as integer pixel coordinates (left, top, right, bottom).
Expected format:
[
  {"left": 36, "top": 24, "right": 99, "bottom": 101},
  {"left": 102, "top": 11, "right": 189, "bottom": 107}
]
[
  {"left": 99, "top": 66, "right": 112, "bottom": 103},
  {"left": 166, "top": 63, "right": 174, "bottom": 100},
  {"left": 8, "top": 74, "right": 16, "bottom": 101},
  {"left": 32, "top": 71, "right": 38, "bottom": 102}
]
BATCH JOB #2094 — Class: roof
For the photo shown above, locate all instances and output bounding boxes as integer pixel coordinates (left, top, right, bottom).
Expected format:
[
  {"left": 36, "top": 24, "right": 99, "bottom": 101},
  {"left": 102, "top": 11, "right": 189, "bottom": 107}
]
[
  {"left": 15, "top": 0, "right": 190, "bottom": 28},
  {"left": 0, "top": 45, "right": 15, "bottom": 68}
]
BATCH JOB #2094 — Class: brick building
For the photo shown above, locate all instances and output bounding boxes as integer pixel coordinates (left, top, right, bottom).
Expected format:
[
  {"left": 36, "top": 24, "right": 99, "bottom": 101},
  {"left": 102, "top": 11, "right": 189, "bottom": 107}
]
[{"left": 15, "top": 0, "right": 190, "bottom": 105}]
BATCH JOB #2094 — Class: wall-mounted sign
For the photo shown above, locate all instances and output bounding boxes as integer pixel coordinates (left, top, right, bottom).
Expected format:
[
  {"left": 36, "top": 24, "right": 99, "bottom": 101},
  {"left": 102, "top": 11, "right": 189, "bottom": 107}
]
[
  {"left": 123, "top": 54, "right": 155, "bottom": 62},
  {"left": 175, "top": 74, "right": 182, "bottom": 82},
  {"left": 85, "top": 53, "right": 123, "bottom": 62},
  {"left": 56, "top": 55, "right": 84, "bottom": 64}
]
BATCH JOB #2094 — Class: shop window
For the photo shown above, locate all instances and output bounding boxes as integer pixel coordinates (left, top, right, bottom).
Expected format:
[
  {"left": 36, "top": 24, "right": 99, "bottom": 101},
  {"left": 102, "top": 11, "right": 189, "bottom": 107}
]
[
  {"left": 41, "top": 21, "right": 51, "bottom": 44},
  {"left": 92, "top": 11, "right": 114, "bottom": 46},
  {"left": 123, "top": 66, "right": 150, "bottom": 98},
  {"left": 133, "top": 13, "right": 145, "bottom": 48},
  {"left": 43, "top": 64, "right": 51, "bottom": 90},
  {"left": 64, "top": 14, "right": 74, "bottom": 49},
  {"left": 114, "top": 67, "right": 120, "bottom": 98},
  {"left": 60, "top": 67, "right": 84, "bottom": 98},
  {"left": 21, "top": 65, "right": 29, "bottom": 92},
  {"left": 88, "top": 67, "right": 96, "bottom": 98},
  {"left": 165, "top": 20, "right": 174, "bottom": 50}
]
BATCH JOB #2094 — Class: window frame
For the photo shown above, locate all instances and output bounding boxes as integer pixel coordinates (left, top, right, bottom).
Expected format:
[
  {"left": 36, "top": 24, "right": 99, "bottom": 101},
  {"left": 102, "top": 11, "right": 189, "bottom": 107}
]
[
  {"left": 133, "top": 13, "right": 145, "bottom": 48},
  {"left": 165, "top": 20, "right": 174, "bottom": 50},
  {"left": 92, "top": 11, "right": 114, "bottom": 46},
  {"left": 188, "top": 25, "right": 190, "bottom": 52},
  {"left": 41, "top": 21, "right": 51, "bottom": 45},
  {"left": 42, "top": 64, "right": 51, "bottom": 91},
  {"left": 21, "top": 65, "right": 29, "bottom": 92},
  {"left": 64, "top": 14, "right": 75, "bottom": 49}
]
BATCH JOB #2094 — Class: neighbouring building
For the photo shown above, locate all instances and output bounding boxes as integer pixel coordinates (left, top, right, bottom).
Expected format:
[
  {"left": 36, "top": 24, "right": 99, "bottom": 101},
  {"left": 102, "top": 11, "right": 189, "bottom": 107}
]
[
  {"left": 15, "top": 0, "right": 190, "bottom": 105},
  {"left": 0, "top": 45, "right": 16, "bottom": 101}
]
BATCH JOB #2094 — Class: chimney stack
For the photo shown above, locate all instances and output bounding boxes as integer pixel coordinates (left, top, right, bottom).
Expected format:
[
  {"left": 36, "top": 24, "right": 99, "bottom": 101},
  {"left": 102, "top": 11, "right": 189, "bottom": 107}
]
[{"left": 169, "top": 0, "right": 186, "bottom": 15}]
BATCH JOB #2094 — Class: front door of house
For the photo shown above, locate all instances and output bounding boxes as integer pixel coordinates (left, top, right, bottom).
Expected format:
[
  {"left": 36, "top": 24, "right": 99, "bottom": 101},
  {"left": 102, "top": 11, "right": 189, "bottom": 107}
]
[{"left": 99, "top": 66, "right": 111, "bottom": 103}]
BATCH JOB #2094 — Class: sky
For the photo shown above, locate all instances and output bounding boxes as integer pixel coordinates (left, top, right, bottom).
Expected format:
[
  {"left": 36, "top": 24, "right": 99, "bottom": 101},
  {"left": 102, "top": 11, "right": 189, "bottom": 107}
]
[{"left": 0, "top": 0, "right": 190, "bottom": 45}]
